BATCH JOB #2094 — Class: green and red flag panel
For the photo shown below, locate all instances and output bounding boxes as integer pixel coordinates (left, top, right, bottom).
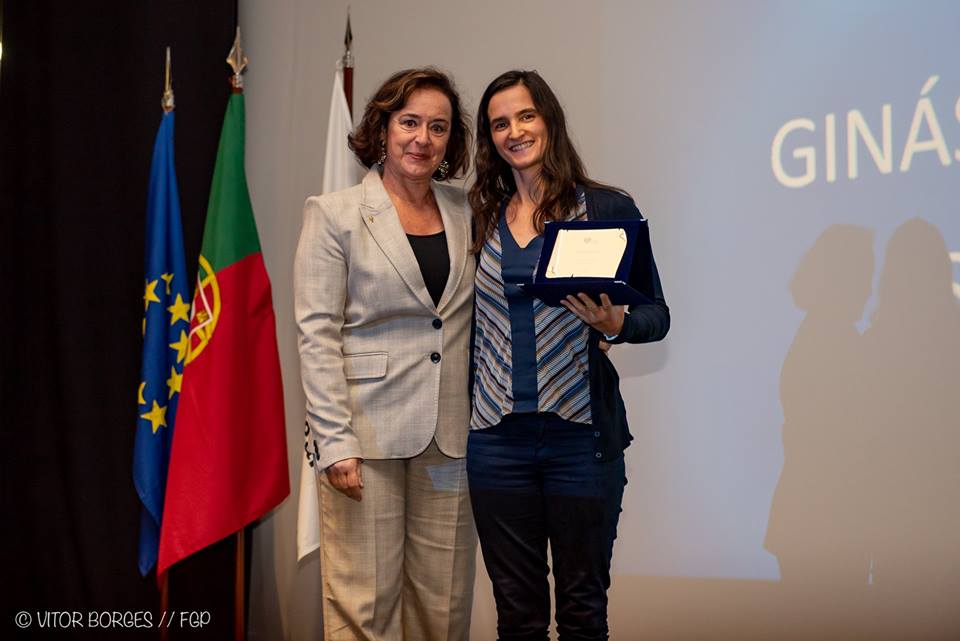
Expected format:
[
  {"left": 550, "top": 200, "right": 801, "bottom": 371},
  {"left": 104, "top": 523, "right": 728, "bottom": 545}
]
[{"left": 157, "top": 92, "right": 289, "bottom": 577}]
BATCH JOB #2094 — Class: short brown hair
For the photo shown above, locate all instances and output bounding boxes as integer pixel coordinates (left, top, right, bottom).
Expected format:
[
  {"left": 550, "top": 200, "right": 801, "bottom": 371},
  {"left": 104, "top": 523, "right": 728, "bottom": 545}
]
[{"left": 348, "top": 68, "right": 471, "bottom": 181}]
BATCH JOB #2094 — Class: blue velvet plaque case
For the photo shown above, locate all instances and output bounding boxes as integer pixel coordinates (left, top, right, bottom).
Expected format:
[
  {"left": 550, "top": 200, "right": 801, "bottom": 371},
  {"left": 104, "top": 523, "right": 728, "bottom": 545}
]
[{"left": 519, "top": 219, "right": 655, "bottom": 307}]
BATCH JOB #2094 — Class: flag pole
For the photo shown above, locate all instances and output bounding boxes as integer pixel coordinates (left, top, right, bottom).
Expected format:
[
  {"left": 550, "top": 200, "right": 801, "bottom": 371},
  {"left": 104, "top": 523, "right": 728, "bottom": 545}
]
[
  {"left": 227, "top": 26, "right": 248, "bottom": 94},
  {"left": 159, "top": 572, "right": 169, "bottom": 641},
  {"left": 342, "top": 9, "right": 353, "bottom": 117},
  {"left": 162, "top": 46, "right": 174, "bottom": 113},
  {"left": 225, "top": 29, "right": 249, "bottom": 641},
  {"left": 159, "top": 45, "right": 174, "bottom": 641},
  {"left": 235, "top": 529, "right": 245, "bottom": 641}
]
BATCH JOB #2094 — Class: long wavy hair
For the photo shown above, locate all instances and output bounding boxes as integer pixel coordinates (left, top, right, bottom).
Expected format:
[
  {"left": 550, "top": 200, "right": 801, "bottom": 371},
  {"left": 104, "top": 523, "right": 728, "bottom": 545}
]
[{"left": 469, "top": 70, "right": 616, "bottom": 252}]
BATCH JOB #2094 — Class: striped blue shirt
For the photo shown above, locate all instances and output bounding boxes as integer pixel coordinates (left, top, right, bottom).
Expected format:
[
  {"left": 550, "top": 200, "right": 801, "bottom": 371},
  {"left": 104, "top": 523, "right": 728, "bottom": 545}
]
[{"left": 471, "top": 192, "right": 592, "bottom": 429}]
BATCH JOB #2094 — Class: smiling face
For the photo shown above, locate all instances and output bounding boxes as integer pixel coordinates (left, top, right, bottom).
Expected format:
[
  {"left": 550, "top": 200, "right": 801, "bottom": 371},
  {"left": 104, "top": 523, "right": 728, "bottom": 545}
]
[
  {"left": 487, "top": 83, "right": 548, "bottom": 176},
  {"left": 382, "top": 87, "right": 453, "bottom": 184}
]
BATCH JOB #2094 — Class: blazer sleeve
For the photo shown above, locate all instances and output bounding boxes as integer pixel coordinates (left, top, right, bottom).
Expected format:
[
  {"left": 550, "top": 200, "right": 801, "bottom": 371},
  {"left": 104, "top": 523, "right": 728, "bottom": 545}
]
[
  {"left": 602, "top": 196, "right": 671, "bottom": 345},
  {"left": 294, "top": 196, "right": 363, "bottom": 470}
]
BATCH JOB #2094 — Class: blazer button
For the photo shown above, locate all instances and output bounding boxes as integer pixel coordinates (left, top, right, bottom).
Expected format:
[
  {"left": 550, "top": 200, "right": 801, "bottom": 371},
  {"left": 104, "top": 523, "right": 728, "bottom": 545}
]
[
  {"left": 593, "top": 431, "right": 600, "bottom": 438},
  {"left": 430, "top": 352, "right": 441, "bottom": 363},
  {"left": 432, "top": 318, "right": 442, "bottom": 329},
  {"left": 595, "top": 452, "right": 603, "bottom": 459}
]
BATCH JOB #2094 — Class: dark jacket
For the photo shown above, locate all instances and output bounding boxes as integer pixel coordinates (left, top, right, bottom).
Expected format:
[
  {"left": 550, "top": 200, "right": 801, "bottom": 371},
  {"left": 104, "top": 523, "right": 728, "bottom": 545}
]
[
  {"left": 583, "top": 186, "right": 670, "bottom": 460},
  {"left": 468, "top": 186, "right": 670, "bottom": 459}
]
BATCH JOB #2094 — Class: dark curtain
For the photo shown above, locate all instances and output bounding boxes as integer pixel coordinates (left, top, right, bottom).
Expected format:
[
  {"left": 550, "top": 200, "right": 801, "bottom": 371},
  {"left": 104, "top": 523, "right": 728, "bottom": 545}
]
[{"left": 2, "top": 2, "right": 248, "bottom": 639}]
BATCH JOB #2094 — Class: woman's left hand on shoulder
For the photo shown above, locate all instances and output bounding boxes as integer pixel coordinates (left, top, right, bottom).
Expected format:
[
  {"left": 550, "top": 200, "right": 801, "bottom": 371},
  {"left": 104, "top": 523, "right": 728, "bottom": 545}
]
[{"left": 562, "top": 293, "right": 625, "bottom": 337}]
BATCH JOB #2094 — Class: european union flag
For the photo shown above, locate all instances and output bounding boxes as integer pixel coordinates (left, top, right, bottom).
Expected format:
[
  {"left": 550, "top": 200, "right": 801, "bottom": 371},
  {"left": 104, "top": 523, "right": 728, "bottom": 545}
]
[{"left": 134, "top": 109, "right": 190, "bottom": 576}]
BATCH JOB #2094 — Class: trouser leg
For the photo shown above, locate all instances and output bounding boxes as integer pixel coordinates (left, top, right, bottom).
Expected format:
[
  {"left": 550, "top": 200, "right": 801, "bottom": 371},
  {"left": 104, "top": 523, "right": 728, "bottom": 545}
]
[
  {"left": 468, "top": 417, "right": 551, "bottom": 641},
  {"left": 319, "top": 458, "right": 404, "bottom": 641},
  {"left": 542, "top": 417, "right": 626, "bottom": 641},
  {"left": 402, "top": 439, "right": 477, "bottom": 641}
]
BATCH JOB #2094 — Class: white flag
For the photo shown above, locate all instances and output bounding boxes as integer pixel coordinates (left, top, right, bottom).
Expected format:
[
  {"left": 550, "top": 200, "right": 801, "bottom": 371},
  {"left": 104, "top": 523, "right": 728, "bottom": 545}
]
[
  {"left": 297, "top": 63, "right": 364, "bottom": 561},
  {"left": 321, "top": 64, "right": 364, "bottom": 195}
]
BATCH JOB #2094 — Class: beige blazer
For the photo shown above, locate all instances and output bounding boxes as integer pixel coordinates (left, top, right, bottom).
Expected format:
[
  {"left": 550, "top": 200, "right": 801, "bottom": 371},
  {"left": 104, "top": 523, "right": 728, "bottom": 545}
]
[{"left": 294, "top": 168, "right": 475, "bottom": 471}]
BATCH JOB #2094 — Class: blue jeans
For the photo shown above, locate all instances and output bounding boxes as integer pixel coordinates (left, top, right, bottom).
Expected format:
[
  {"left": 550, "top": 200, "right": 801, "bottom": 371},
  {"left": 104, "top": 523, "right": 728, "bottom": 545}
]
[{"left": 467, "top": 413, "right": 626, "bottom": 641}]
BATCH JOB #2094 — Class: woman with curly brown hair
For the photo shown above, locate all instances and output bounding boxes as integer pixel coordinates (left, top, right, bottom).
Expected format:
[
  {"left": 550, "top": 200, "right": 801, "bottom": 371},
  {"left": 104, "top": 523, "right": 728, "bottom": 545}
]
[
  {"left": 294, "top": 67, "right": 476, "bottom": 641},
  {"left": 467, "top": 69, "right": 670, "bottom": 641}
]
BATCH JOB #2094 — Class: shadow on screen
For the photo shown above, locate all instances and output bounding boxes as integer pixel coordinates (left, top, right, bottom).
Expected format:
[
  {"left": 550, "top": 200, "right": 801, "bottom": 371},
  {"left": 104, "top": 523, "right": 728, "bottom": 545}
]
[{"left": 758, "top": 219, "right": 960, "bottom": 641}]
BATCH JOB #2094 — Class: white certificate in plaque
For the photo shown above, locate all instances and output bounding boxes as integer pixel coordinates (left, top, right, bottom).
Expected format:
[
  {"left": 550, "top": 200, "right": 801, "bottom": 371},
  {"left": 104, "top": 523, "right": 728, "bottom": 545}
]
[{"left": 544, "top": 227, "right": 627, "bottom": 279}]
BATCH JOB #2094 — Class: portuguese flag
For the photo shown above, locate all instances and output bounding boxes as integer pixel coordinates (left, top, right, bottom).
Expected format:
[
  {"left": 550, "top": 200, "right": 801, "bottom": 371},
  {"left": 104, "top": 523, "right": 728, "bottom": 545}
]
[{"left": 157, "top": 91, "right": 289, "bottom": 576}]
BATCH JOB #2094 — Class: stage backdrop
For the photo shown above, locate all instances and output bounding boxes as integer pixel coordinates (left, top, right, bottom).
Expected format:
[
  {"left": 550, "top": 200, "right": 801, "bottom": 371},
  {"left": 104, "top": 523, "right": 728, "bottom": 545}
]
[{"left": 239, "top": 1, "right": 959, "bottom": 639}]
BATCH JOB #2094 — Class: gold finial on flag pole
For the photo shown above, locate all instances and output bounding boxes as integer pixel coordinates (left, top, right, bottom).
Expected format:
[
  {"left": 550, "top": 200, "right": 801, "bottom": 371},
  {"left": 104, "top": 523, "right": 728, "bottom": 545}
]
[
  {"left": 162, "top": 47, "right": 175, "bottom": 112},
  {"left": 226, "top": 27, "right": 248, "bottom": 91}
]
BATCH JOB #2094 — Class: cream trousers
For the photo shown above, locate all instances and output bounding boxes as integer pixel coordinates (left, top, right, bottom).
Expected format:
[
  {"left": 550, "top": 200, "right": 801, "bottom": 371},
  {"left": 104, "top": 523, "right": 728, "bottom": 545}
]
[{"left": 319, "top": 439, "right": 476, "bottom": 641}]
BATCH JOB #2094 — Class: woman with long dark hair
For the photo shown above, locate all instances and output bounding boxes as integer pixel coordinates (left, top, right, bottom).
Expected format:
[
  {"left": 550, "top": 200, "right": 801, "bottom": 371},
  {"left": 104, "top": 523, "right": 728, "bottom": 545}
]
[{"left": 467, "top": 69, "right": 670, "bottom": 640}]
